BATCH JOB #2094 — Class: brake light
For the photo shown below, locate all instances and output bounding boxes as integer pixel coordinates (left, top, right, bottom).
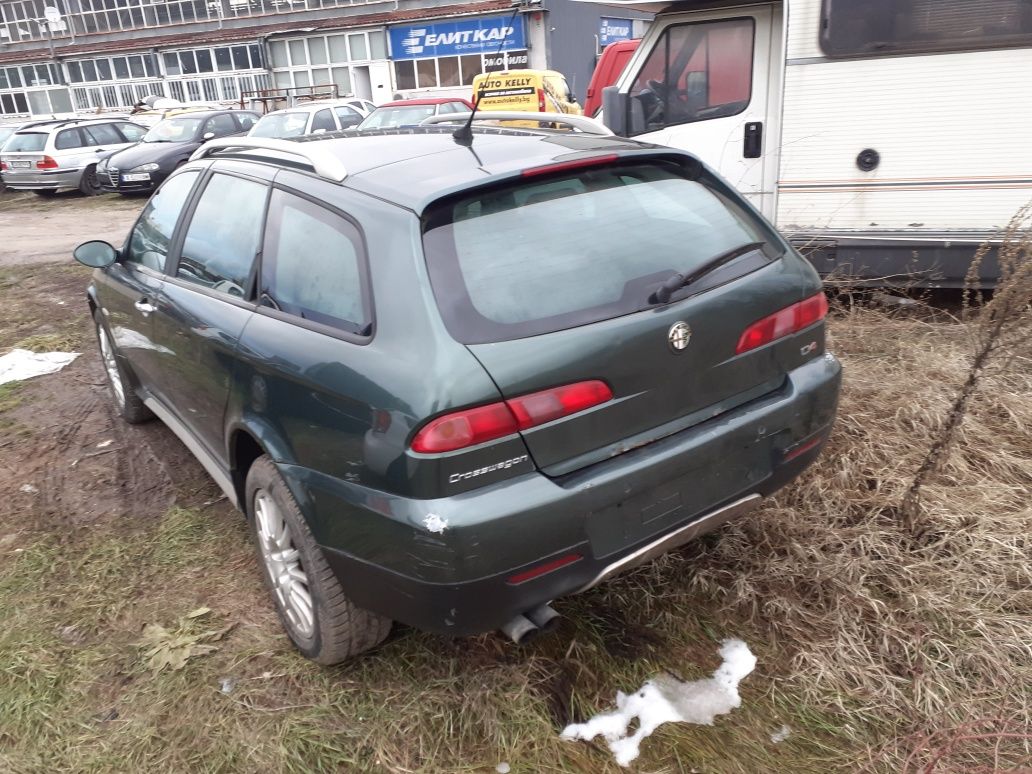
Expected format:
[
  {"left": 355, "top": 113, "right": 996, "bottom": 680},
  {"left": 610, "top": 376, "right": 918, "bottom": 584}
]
[
  {"left": 537, "top": 87, "right": 546, "bottom": 112},
  {"left": 522, "top": 154, "right": 619, "bottom": 178},
  {"left": 735, "top": 292, "right": 829, "bottom": 354},
  {"left": 0, "top": 161, "right": 6, "bottom": 171},
  {"left": 411, "top": 380, "right": 613, "bottom": 453},
  {"left": 36, "top": 155, "right": 58, "bottom": 170}
]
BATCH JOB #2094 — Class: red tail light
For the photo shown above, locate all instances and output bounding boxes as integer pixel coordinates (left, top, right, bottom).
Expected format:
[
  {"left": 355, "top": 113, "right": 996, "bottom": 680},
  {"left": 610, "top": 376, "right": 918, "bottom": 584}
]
[
  {"left": 537, "top": 87, "right": 546, "bottom": 112},
  {"left": 411, "top": 380, "right": 613, "bottom": 454},
  {"left": 0, "top": 161, "right": 7, "bottom": 171},
  {"left": 736, "top": 292, "right": 829, "bottom": 355},
  {"left": 36, "top": 155, "right": 59, "bottom": 170}
]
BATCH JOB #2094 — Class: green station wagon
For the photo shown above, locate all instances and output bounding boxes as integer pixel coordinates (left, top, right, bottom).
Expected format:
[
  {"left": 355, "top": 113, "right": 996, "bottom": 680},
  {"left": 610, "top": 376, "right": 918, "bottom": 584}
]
[{"left": 73, "top": 116, "right": 841, "bottom": 663}]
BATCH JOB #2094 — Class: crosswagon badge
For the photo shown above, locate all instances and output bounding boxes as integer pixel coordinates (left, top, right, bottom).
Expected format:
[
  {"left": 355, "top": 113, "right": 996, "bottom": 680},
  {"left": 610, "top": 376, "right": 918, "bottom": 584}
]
[{"left": 668, "top": 322, "right": 691, "bottom": 351}]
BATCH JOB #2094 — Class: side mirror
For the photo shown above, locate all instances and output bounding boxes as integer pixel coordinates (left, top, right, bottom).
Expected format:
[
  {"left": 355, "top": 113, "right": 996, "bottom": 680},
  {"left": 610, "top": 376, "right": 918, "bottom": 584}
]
[
  {"left": 73, "top": 240, "right": 118, "bottom": 268},
  {"left": 202, "top": 131, "right": 215, "bottom": 140},
  {"left": 601, "top": 86, "right": 628, "bottom": 136}
]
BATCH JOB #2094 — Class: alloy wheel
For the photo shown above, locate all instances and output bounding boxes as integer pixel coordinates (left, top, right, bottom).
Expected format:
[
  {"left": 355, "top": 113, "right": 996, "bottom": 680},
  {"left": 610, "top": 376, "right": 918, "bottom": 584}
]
[{"left": 254, "top": 489, "right": 315, "bottom": 638}]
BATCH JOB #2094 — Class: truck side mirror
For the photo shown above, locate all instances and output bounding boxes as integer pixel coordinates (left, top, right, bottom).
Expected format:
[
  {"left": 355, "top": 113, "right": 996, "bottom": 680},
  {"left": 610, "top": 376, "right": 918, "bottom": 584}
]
[{"left": 601, "top": 86, "right": 628, "bottom": 137}]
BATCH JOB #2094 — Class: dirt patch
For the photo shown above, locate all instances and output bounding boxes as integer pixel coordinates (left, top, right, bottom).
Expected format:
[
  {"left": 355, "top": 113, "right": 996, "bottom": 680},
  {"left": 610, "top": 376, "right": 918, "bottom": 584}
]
[
  {"left": 0, "top": 264, "right": 219, "bottom": 535},
  {"left": 0, "top": 192, "right": 142, "bottom": 268}
]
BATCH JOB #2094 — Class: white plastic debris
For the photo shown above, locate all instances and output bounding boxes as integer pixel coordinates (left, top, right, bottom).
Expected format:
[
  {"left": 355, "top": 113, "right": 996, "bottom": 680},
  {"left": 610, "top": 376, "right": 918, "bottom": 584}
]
[
  {"left": 96, "top": 439, "right": 114, "bottom": 449},
  {"left": 561, "top": 639, "right": 757, "bottom": 767},
  {"left": 423, "top": 513, "right": 448, "bottom": 533},
  {"left": 0, "top": 348, "right": 79, "bottom": 385},
  {"left": 219, "top": 677, "right": 237, "bottom": 694},
  {"left": 495, "top": 764, "right": 511, "bottom": 774},
  {"left": 770, "top": 724, "right": 791, "bottom": 744},
  {"left": 19, "top": 484, "right": 39, "bottom": 494}
]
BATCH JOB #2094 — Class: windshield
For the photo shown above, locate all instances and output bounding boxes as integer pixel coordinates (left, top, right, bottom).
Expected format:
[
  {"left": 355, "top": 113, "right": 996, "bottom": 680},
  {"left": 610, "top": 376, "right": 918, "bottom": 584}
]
[
  {"left": 3, "top": 132, "right": 47, "bottom": 153},
  {"left": 143, "top": 117, "right": 203, "bottom": 143},
  {"left": 359, "top": 105, "right": 437, "bottom": 130},
  {"left": 249, "top": 112, "right": 309, "bottom": 139},
  {"left": 422, "top": 161, "right": 778, "bottom": 343}
]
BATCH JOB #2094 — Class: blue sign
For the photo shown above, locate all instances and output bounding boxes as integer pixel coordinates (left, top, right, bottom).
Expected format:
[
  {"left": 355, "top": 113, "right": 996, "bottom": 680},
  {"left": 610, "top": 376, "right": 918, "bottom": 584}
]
[
  {"left": 389, "top": 15, "right": 526, "bottom": 60},
  {"left": 599, "top": 17, "right": 633, "bottom": 47}
]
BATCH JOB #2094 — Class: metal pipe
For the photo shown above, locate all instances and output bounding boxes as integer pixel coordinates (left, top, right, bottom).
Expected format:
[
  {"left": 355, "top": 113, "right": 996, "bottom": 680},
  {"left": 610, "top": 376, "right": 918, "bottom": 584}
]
[
  {"left": 526, "top": 603, "right": 561, "bottom": 633},
  {"left": 499, "top": 614, "right": 539, "bottom": 645}
]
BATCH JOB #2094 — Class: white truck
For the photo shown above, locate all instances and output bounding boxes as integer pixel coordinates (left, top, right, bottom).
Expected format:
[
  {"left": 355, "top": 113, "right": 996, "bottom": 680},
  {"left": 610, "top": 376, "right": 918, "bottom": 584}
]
[{"left": 589, "top": 0, "right": 1032, "bottom": 286}]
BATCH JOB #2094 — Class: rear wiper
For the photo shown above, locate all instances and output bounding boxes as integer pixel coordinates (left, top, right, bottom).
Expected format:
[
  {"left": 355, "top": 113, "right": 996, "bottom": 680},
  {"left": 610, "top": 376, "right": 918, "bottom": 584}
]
[{"left": 650, "top": 242, "right": 766, "bottom": 304}]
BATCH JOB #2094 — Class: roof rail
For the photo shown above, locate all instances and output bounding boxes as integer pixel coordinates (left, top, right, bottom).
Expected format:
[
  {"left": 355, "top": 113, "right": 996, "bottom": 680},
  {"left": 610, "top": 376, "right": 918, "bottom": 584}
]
[
  {"left": 189, "top": 136, "right": 348, "bottom": 182},
  {"left": 421, "top": 111, "right": 613, "bottom": 136}
]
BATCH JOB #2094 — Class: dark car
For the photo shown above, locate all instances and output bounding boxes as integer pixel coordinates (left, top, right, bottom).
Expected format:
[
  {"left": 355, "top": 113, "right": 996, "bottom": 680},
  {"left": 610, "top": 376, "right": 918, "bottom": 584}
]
[
  {"left": 99, "top": 109, "right": 258, "bottom": 194},
  {"left": 73, "top": 120, "right": 841, "bottom": 664}
]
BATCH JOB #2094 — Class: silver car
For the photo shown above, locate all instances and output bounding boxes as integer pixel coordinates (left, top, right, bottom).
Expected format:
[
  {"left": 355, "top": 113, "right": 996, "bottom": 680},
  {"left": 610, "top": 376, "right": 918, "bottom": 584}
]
[{"left": 0, "top": 118, "right": 146, "bottom": 196}]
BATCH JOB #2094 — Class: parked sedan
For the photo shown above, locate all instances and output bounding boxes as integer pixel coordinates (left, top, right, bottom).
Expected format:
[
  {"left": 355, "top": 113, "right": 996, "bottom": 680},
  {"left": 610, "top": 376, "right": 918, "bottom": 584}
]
[
  {"left": 0, "top": 118, "right": 147, "bottom": 196},
  {"left": 248, "top": 100, "right": 364, "bottom": 139},
  {"left": 99, "top": 109, "right": 258, "bottom": 194},
  {"left": 357, "top": 98, "right": 473, "bottom": 130}
]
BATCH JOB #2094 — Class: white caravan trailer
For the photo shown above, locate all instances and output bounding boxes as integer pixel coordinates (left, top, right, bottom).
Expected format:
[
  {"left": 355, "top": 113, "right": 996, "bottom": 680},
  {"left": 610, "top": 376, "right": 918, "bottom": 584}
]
[{"left": 590, "top": 0, "right": 1032, "bottom": 286}]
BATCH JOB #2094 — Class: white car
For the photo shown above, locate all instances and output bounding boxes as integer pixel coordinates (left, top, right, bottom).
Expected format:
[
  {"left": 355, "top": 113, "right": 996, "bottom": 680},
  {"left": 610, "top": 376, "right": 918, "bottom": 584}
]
[{"left": 248, "top": 100, "right": 365, "bottom": 139}]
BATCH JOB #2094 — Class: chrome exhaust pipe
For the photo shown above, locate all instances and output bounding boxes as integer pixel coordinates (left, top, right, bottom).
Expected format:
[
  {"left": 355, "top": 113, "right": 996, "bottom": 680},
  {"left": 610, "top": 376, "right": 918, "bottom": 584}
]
[
  {"left": 500, "top": 614, "right": 539, "bottom": 645},
  {"left": 526, "top": 603, "right": 561, "bottom": 633}
]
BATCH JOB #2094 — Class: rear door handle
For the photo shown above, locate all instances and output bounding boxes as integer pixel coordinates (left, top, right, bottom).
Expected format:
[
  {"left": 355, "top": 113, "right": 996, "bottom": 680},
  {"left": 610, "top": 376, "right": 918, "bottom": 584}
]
[
  {"left": 134, "top": 299, "right": 156, "bottom": 315},
  {"left": 743, "top": 121, "right": 762, "bottom": 158}
]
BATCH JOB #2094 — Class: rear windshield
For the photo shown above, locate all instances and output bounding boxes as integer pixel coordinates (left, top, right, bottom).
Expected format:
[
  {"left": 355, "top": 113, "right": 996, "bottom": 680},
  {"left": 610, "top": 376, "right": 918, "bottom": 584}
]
[
  {"left": 422, "top": 160, "right": 780, "bottom": 344},
  {"left": 4, "top": 132, "right": 47, "bottom": 152},
  {"left": 359, "top": 106, "right": 436, "bottom": 130},
  {"left": 250, "top": 112, "right": 309, "bottom": 138}
]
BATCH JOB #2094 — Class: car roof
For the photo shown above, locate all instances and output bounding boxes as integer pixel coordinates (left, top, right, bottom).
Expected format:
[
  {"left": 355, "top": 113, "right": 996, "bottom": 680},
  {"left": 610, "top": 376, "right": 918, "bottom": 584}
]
[
  {"left": 378, "top": 98, "right": 471, "bottom": 107},
  {"left": 280, "top": 126, "right": 663, "bottom": 212},
  {"left": 262, "top": 101, "right": 360, "bottom": 116},
  {"left": 12, "top": 116, "right": 135, "bottom": 133}
]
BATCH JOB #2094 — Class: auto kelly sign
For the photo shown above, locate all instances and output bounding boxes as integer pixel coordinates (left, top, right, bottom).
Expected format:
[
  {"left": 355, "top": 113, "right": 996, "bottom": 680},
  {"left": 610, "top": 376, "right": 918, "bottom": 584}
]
[{"left": 389, "top": 15, "right": 527, "bottom": 60}]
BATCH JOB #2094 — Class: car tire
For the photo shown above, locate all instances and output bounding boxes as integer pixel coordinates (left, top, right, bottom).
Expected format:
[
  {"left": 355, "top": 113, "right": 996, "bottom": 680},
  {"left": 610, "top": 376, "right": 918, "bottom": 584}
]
[
  {"left": 93, "top": 309, "right": 153, "bottom": 424},
  {"left": 245, "top": 456, "right": 392, "bottom": 664},
  {"left": 79, "top": 165, "right": 103, "bottom": 196}
]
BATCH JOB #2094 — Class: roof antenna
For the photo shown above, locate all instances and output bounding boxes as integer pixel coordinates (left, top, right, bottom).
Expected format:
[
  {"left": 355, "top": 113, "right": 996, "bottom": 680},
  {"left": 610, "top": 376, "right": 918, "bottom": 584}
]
[{"left": 453, "top": 4, "right": 522, "bottom": 146}]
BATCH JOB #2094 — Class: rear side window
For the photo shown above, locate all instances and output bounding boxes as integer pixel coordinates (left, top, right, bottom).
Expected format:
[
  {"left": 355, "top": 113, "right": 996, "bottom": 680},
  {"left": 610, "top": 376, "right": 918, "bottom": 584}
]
[
  {"left": 4, "top": 133, "right": 46, "bottom": 152},
  {"left": 204, "top": 114, "right": 237, "bottom": 138},
  {"left": 126, "top": 171, "right": 200, "bottom": 271},
  {"left": 334, "top": 106, "right": 362, "bottom": 128},
  {"left": 260, "top": 190, "right": 369, "bottom": 335},
  {"left": 311, "top": 109, "right": 336, "bottom": 132},
  {"left": 84, "top": 123, "right": 123, "bottom": 145},
  {"left": 422, "top": 161, "right": 776, "bottom": 344},
  {"left": 235, "top": 112, "right": 259, "bottom": 131},
  {"left": 177, "top": 173, "right": 268, "bottom": 298},
  {"left": 54, "top": 129, "right": 84, "bottom": 150}
]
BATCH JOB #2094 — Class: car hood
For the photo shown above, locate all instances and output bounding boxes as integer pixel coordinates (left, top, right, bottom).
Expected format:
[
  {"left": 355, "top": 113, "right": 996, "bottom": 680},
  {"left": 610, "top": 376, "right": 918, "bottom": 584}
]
[{"left": 106, "top": 140, "right": 199, "bottom": 168}]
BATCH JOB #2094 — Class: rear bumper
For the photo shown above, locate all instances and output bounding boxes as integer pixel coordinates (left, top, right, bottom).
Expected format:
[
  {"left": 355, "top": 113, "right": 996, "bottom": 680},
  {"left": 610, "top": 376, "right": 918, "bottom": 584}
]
[
  {"left": 0, "top": 168, "right": 82, "bottom": 190},
  {"left": 290, "top": 351, "right": 842, "bottom": 636}
]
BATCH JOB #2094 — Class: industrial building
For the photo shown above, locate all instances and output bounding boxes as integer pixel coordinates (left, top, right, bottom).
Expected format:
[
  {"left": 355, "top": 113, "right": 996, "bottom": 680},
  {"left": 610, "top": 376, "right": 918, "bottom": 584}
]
[{"left": 0, "top": 0, "right": 649, "bottom": 117}]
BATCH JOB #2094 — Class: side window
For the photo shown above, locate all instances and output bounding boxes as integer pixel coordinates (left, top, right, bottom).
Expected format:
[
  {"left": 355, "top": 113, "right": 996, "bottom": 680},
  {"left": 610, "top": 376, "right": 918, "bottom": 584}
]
[
  {"left": 261, "top": 190, "right": 369, "bottom": 334},
  {"left": 54, "top": 128, "right": 84, "bottom": 150},
  {"left": 234, "top": 112, "right": 258, "bottom": 131},
  {"left": 334, "top": 106, "right": 362, "bottom": 129},
  {"left": 629, "top": 18, "right": 754, "bottom": 134},
  {"left": 311, "top": 109, "right": 336, "bottom": 133},
  {"left": 83, "top": 123, "right": 124, "bottom": 145},
  {"left": 204, "top": 114, "right": 238, "bottom": 138},
  {"left": 116, "top": 122, "right": 146, "bottom": 142},
  {"left": 177, "top": 173, "right": 267, "bottom": 298},
  {"left": 126, "top": 171, "right": 200, "bottom": 272}
]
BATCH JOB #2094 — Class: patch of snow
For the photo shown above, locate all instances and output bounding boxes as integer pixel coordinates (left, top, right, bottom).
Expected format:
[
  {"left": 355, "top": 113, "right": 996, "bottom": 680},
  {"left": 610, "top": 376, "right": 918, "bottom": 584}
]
[
  {"left": 19, "top": 483, "right": 39, "bottom": 494},
  {"left": 770, "top": 724, "right": 791, "bottom": 744},
  {"left": 0, "top": 349, "right": 79, "bottom": 385},
  {"left": 423, "top": 513, "right": 448, "bottom": 533},
  {"left": 561, "top": 639, "right": 757, "bottom": 768},
  {"left": 495, "top": 764, "right": 511, "bottom": 774}
]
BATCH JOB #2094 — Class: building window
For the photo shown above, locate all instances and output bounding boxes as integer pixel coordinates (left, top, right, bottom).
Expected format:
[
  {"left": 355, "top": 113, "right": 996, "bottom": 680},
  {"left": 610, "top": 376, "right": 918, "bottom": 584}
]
[
  {"left": 392, "top": 50, "right": 528, "bottom": 91},
  {"left": 820, "top": 0, "right": 1032, "bottom": 57},
  {"left": 269, "top": 30, "right": 386, "bottom": 97}
]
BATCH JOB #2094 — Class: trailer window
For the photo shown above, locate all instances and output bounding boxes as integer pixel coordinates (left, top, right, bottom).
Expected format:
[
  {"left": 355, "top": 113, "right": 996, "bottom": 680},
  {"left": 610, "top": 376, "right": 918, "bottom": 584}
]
[
  {"left": 821, "top": 0, "right": 1032, "bottom": 57},
  {"left": 627, "top": 17, "right": 754, "bottom": 135}
]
